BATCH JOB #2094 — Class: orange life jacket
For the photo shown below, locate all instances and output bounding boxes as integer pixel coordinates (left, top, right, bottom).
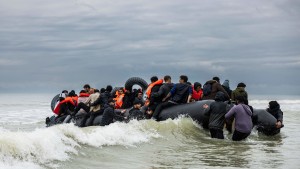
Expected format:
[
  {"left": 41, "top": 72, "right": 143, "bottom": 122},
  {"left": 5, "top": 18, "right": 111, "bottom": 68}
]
[
  {"left": 114, "top": 91, "right": 125, "bottom": 109},
  {"left": 146, "top": 79, "right": 163, "bottom": 99},
  {"left": 79, "top": 93, "right": 90, "bottom": 97},
  {"left": 53, "top": 96, "right": 78, "bottom": 115},
  {"left": 192, "top": 86, "right": 203, "bottom": 101}
]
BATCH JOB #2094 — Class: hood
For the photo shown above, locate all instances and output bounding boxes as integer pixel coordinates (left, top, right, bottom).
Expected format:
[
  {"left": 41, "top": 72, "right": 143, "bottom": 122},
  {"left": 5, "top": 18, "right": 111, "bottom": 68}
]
[
  {"left": 222, "top": 80, "right": 230, "bottom": 88},
  {"left": 214, "top": 91, "right": 225, "bottom": 102},
  {"left": 241, "top": 104, "right": 252, "bottom": 116}
]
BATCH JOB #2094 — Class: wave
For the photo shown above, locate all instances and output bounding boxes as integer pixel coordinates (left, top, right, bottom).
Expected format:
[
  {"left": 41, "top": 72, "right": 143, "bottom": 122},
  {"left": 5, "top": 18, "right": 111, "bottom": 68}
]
[{"left": 1, "top": 119, "right": 183, "bottom": 168}]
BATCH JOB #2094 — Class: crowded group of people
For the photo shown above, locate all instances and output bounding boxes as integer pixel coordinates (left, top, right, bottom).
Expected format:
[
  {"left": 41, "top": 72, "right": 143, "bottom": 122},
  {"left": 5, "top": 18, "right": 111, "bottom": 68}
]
[{"left": 50, "top": 75, "right": 283, "bottom": 141}]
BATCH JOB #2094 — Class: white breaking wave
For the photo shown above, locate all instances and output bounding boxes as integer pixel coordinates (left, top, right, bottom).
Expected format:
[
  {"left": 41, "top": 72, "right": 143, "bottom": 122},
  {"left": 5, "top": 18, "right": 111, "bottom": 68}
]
[{"left": 0, "top": 121, "right": 160, "bottom": 168}]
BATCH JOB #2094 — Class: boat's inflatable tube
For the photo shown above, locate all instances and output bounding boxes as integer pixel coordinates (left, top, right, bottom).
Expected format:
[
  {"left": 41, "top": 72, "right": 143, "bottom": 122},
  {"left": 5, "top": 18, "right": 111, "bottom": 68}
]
[
  {"left": 158, "top": 100, "right": 279, "bottom": 135},
  {"left": 124, "top": 77, "right": 148, "bottom": 91},
  {"left": 50, "top": 94, "right": 60, "bottom": 112}
]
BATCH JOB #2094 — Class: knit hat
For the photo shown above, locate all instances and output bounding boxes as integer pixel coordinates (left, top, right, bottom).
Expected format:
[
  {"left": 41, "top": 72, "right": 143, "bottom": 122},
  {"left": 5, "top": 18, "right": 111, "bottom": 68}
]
[{"left": 237, "top": 82, "right": 246, "bottom": 88}]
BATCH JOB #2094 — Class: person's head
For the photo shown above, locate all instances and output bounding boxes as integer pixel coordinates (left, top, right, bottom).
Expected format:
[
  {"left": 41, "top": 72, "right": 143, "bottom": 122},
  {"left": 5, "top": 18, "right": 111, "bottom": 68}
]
[
  {"left": 214, "top": 91, "right": 225, "bottom": 102},
  {"left": 89, "top": 88, "right": 95, "bottom": 94},
  {"left": 137, "top": 91, "right": 143, "bottom": 99},
  {"left": 194, "top": 82, "right": 202, "bottom": 91},
  {"left": 222, "top": 80, "right": 230, "bottom": 88},
  {"left": 79, "top": 90, "right": 87, "bottom": 94},
  {"left": 269, "top": 101, "right": 280, "bottom": 111},
  {"left": 179, "top": 75, "right": 188, "bottom": 83},
  {"left": 94, "top": 89, "right": 100, "bottom": 93},
  {"left": 106, "top": 85, "right": 113, "bottom": 92},
  {"left": 68, "top": 90, "right": 76, "bottom": 97},
  {"left": 118, "top": 88, "right": 124, "bottom": 94},
  {"left": 100, "top": 88, "right": 106, "bottom": 93},
  {"left": 108, "top": 98, "right": 116, "bottom": 106},
  {"left": 61, "top": 90, "right": 68, "bottom": 95},
  {"left": 236, "top": 95, "right": 246, "bottom": 104},
  {"left": 164, "top": 75, "right": 171, "bottom": 83},
  {"left": 237, "top": 82, "right": 246, "bottom": 88},
  {"left": 150, "top": 76, "right": 158, "bottom": 83},
  {"left": 213, "top": 77, "right": 220, "bottom": 83},
  {"left": 133, "top": 99, "right": 142, "bottom": 109},
  {"left": 83, "top": 84, "right": 91, "bottom": 92},
  {"left": 59, "top": 93, "right": 66, "bottom": 101}
]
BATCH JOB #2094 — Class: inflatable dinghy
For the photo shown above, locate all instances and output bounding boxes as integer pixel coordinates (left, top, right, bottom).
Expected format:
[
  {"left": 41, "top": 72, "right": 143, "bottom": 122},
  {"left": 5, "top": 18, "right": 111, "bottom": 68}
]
[{"left": 47, "top": 77, "right": 281, "bottom": 136}]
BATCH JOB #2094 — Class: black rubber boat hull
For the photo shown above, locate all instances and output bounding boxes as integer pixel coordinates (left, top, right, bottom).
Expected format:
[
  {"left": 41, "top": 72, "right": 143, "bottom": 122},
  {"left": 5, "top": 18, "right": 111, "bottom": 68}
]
[{"left": 49, "top": 93, "right": 279, "bottom": 135}]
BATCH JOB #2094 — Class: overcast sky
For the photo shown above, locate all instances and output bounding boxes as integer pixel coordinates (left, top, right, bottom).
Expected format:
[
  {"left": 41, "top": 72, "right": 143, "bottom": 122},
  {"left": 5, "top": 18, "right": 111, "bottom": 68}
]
[{"left": 0, "top": 0, "right": 299, "bottom": 95}]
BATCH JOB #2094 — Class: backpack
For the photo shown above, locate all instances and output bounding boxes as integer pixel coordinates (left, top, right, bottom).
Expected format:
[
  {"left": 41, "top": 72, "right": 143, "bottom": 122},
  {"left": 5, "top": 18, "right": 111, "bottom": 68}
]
[{"left": 203, "top": 83, "right": 212, "bottom": 96}]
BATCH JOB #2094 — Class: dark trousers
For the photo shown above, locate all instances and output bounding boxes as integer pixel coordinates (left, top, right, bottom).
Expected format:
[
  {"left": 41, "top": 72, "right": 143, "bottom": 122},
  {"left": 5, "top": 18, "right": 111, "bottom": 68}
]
[
  {"left": 75, "top": 102, "right": 90, "bottom": 114},
  {"left": 85, "top": 109, "right": 104, "bottom": 126},
  {"left": 232, "top": 130, "right": 250, "bottom": 141},
  {"left": 209, "top": 128, "right": 224, "bottom": 139},
  {"left": 152, "top": 101, "right": 177, "bottom": 119},
  {"left": 80, "top": 109, "right": 104, "bottom": 127}
]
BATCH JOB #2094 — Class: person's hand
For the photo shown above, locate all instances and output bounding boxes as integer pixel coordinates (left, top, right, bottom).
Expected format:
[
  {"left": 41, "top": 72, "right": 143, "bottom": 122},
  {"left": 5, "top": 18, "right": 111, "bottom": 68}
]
[
  {"left": 121, "top": 110, "right": 126, "bottom": 114},
  {"left": 147, "top": 110, "right": 153, "bottom": 115},
  {"left": 203, "top": 104, "right": 209, "bottom": 109},
  {"left": 276, "top": 121, "right": 282, "bottom": 128},
  {"left": 162, "top": 97, "right": 166, "bottom": 102}
]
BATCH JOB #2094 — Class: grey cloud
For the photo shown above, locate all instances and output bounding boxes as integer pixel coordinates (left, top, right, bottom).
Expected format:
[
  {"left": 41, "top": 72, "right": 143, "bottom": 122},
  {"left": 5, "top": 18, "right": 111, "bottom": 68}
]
[{"left": 0, "top": 0, "right": 299, "bottom": 95}]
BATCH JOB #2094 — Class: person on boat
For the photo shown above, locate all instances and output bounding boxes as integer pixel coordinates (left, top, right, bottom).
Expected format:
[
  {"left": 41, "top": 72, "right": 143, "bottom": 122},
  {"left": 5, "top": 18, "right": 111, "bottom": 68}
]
[
  {"left": 146, "top": 76, "right": 164, "bottom": 115},
  {"left": 204, "top": 91, "right": 227, "bottom": 139},
  {"left": 100, "top": 88, "right": 106, "bottom": 94},
  {"left": 267, "top": 101, "right": 283, "bottom": 129},
  {"left": 151, "top": 75, "right": 174, "bottom": 102},
  {"left": 128, "top": 99, "right": 145, "bottom": 120},
  {"left": 55, "top": 93, "right": 77, "bottom": 123},
  {"left": 74, "top": 89, "right": 101, "bottom": 127},
  {"left": 92, "top": 85, "right": 113, "bottom": 110},
  {"left": 222, "top": 80, "right": 232, "bottom": 99},
  {"left": 61, "top": 90, "right": 69, "bottom": 96},
  {"left": 191, "top": 82, "right": 203, "bottom": 101},
  {"left": 76, "top": 90, "right": 90, "bottom": 114},
  {"left": 114, "top": 88, "right": 125, "bottom": 109},
  {"left": 202, "top": 77, "right": 230, "bottom": 101},
  {"left": 151, "top": 75, "right": 193, "bottom": 120},
  {"left": 122, "top": 88, "right": 137, "bottom": 109},
  {"left": 231, "top": 82, "right": 248, "bottom": 104},
  {"left": 225, "top": 95, "right": 253, "bottom": 141},
  {"left": 135, "top": 90, "right": 145, "bottom": 106},
  {"left": 83, "top": 84, "right": 91, "bottom": 93},
  {"left": 104, "top": 85, "right": 113, "bottom": 103},
  {"left": 100, "top": 98, "right": 120, "bottom": 126}
]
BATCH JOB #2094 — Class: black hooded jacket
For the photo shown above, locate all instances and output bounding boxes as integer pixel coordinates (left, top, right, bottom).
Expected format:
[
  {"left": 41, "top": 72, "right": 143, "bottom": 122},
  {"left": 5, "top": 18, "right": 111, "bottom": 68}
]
[
  {"left": 204, "top": 92, "right": 227, "bottom": 129},
  {"left": 267, "top": 107, "right": 283, "bottom": 122}
]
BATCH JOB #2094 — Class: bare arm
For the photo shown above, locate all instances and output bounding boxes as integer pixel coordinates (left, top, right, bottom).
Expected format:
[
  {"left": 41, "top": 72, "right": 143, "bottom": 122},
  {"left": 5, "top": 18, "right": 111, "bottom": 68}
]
[{"left": 187, "top": 94, "right": 192, "bottom": 103}]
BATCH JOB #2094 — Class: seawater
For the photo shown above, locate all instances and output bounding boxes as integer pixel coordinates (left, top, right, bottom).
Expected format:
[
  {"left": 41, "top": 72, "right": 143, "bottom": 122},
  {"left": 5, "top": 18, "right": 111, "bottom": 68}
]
[{"left": 0, "top": 94, "right": 300, "bottom": 169}]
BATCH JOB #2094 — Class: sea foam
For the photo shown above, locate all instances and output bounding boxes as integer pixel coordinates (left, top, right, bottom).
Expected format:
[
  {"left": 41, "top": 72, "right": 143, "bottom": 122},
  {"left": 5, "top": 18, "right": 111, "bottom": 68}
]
[{"left": 0, "top": 121, "right": 160, "bottom": 168}]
